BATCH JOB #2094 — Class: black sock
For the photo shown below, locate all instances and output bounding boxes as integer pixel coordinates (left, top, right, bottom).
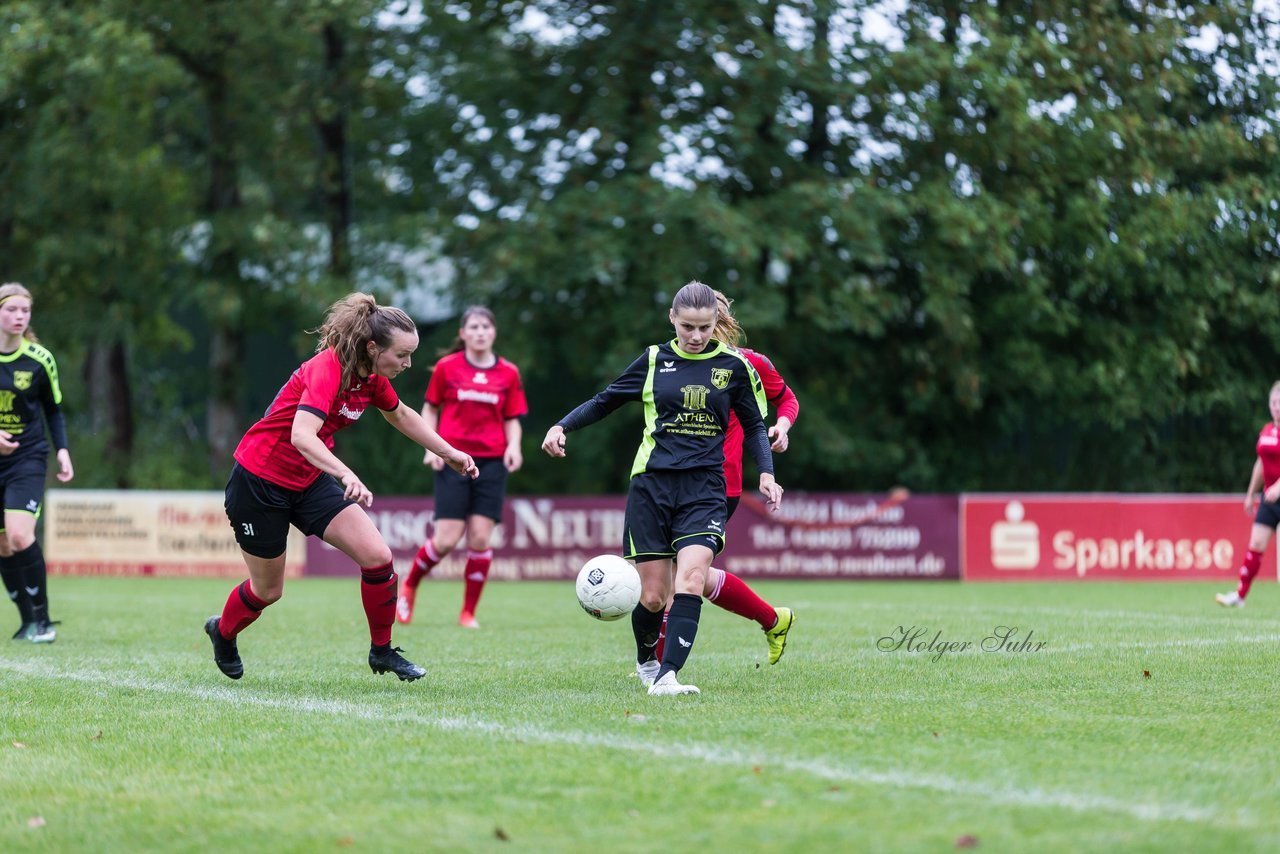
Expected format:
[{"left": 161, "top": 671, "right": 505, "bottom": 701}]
[
  {"left": 0, "top": 552, "right": 31, "bottom": 622},
  {"left": 12, "top": 542, "right": 48, "bottom": 623},
  {"left": 631, "top": 603, "right": 663, "bottom": 664},
  {"left": 657, "top": 593, "right": 702, "bottom": 678}
]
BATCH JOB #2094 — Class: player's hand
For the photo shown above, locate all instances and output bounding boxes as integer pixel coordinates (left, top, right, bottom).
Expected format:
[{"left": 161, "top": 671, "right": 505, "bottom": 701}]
[
  {"left": 447, "top": 450, "right": 479, "bottom": 480},
  {"left": 541, "top": 426, "right": 567, "bottom": 458},
  {"left": 339, "top": 472, "right": 374, "bottom": 508},
  {"left": 504, "top": 444, "right": 523, "bottom": 473},
  {"left": 0, "top": 431, "right": 17, "bottom": 457},
  {"left": 424, "top": 449, "right": 445, "bottom": 471},
  {"left": 758, "top": 475, "right": 784, "bottom": 512},
  {"left": 56, "top": 449, "right": 74, "bottom": 483},
  {"left": 768, "top": 417, "right": 792, "bottom": 453},
  {"left": 1245, "top": 493, "right": 1259, "bottom": 515},
  {"left": 1265, "top": 483, "right": 1280, "bottom": 503}
]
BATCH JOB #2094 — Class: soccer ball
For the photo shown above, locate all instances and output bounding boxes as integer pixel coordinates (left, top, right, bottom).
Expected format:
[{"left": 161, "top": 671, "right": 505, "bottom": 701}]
[{"left": 575, "top": 554, "right": 641, "bottom": 621}]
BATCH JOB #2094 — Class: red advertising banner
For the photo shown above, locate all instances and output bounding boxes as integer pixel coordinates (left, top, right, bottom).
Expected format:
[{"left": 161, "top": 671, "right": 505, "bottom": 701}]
[
  {"left": 305, "top": 492, "right": 960, "bottom": 580},
  {"left": 962, "top": 494, "right": 1270, "bottom": 581}
]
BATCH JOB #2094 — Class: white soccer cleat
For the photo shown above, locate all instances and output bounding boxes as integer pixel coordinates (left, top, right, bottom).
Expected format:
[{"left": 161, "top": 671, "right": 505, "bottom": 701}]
[
  {"left": 1215, "top": 591, "right": 1244, "bottom": 608},
  {"left": 635, "top": 659, "right": 660, "bottom": 687},
  {"left": 647, "top": 670, "right": 699, "bottom": 696}
]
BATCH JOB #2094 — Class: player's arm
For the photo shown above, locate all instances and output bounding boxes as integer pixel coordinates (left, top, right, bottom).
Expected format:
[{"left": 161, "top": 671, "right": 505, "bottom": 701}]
[
  {"left": 39, "top": 367, "right": 74, "bottom": 482},
  {"left": 753, "top": 353, "right": 799, "bottom": 453},
  {"left": 542, "top": 350, "right": 649, "bottom": 457},
  {"left": 420, "top": 402, "right": 442, "bottom": 466},
  {"left": 382, "top": 401, "right": 478, "bottom": 479},
  {"left": 731, "top": 367, "right": 782, "bottom": 510},
  {"left": 291, "top": 410, "right": 375, "bottom": 507},
  {"left": 504, "top": 417, "right": 523, "bottom": 472}
]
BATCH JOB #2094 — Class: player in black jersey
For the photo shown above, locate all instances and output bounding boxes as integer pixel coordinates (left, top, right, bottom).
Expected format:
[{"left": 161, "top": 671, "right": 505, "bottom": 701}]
[
  {"left": 542, "top": 281, "right": 784, "bottom": 695},
  {"left": 0, "top": 283, "right": 74, "bottom": 643}
]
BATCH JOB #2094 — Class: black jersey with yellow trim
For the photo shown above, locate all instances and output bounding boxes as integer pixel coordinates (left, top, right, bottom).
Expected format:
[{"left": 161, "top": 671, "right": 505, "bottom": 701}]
[
  {"left": 557, "top": 339, "right": 774, "bottom": 479},
  {"left": 0, "top": 339, "right": 68, "bottom": 464}
]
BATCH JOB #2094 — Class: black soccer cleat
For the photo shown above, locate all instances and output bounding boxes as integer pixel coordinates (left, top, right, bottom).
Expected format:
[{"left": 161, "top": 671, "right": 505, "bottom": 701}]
[
  {"left": 11, "top": 622, "right": 36, "bottom": 641},
  {"left": 204, "top": 616, "right": 244, "bottom": 680},
  {"left": 368, "top": 645, "right": 426, "bottom": 682}
]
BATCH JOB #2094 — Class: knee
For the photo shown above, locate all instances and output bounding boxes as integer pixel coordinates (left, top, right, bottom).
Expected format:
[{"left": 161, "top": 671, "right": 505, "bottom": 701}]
[
  {"left": 6, "top": 531, "right": 35, "bottom": 552},
  {"left": 638, "top": 589, "right": 668, "bottom": 612},
  {"left": 363, "top": 544, "right": 394, "bottom": 568},
  {"left": 257, "top": 585, "right": 284, "bottom": 605}
]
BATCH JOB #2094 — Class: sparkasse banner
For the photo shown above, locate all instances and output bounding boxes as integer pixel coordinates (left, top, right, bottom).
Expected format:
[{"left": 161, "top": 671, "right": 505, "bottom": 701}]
[{"left": 962, "top": 495, "right": 1267, "bottom": 581}]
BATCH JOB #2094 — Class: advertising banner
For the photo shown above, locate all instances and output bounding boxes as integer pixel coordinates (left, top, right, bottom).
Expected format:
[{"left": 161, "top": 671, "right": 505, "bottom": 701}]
[
  {"left": 304, "top": 492, "right": 960, "bottom": 580},
  {"left": 44, "top": 489, "right": 304, "bottom": 578},
  {"left": 962, "top": 494, "right": 1266, "bottom": 581}
]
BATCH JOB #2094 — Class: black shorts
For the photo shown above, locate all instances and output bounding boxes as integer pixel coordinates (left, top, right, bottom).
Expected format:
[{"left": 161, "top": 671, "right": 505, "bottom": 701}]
[
  {"left": 434, "top": 456, "right": 508, "bottom": 522},
  {"left": 0, "top": 455, "right": 48, "bottom": 527},
  {"left": 622, "top": 470, "right": 727, "bottom": 561},
  {"left": 224, "top": 463, "right": 354, "bottom": 558},
  {"left": 1255, "top": 500, "right": 1280, "bottom": 530},
  {"left": 726, "top": 494, "right": 741, "bottom": 521}
]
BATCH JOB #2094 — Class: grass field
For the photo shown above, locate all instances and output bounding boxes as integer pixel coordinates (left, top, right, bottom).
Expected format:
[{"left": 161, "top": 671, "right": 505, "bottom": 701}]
[{"left": 2, "top": 577, "right": 1279, "bottom": 853}]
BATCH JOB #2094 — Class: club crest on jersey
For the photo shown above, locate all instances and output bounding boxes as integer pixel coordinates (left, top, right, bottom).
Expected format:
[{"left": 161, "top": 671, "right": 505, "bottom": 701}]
[
  {"left": 710, "top": 368, "right": 732, "bottom": 389},
  {"left": 11, "top": 371, "right": 32, "bottom": 390}
]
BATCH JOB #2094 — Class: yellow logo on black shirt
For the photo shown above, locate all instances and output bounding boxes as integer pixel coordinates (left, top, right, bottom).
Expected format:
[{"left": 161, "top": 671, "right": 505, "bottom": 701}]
[
  {"left": 710, "top": 368, "right": 732, "bottom": 390},
  {"left": 12, "top": 371, "right": 32, "bottom": 391}
]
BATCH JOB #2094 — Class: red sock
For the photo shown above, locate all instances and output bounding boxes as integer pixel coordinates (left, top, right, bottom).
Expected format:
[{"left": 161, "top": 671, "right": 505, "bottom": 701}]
[
  {"left": 655, "top": 610, "right": 669, "bottom": 661},
  {"left": 461, "top": 549, "right": 493, "bottom": 616},
  {"left": 1237, "top": 549, "right": 1264, "bottom": 599},
  {"left": 220, "top": 579, "right": 269, "bottom": 639},
  {"left": 361, "top": 563, "right": 397, "bottom": 647},
  {"left": 710, "top": 568, "right": 777, "bottom": 629},
  {"left": 406, "top": 540, "right": 442, "bottom": 589}
]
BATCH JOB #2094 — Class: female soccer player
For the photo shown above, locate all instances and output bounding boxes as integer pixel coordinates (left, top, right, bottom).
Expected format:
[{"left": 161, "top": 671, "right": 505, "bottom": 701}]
[
  {"left": 542, "top": 281, "right": 784, "bottom": 696},
  {"left": 397, "top": 306, "right": 527, "bottom": 628},
  {"left": 655, "top": 289, "right": 799, "bottom": 666},
  {"left": 1217, "top": 380, "right": 1280, "bottom": 608},
  {"left": 0, "top": 283, "right": 73, "bottom": 643},
  {"left": 204, "top": 293, "right": 477, "bottom": 681}
]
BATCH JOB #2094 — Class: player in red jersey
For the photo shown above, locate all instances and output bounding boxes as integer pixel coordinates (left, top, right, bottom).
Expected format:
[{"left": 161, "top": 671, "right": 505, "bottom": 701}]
[
  {"left": 1217, "top": 381, "right": 1280, "bottom": 608},
  {"left": 398, "top": 306, "right": 527, "bottom": 629},
  {"left": 653, "top": 289, "right": 799, "bottom": 668},
  {"left": 204, "top": 293, "right": 477, "bottom": 682}
]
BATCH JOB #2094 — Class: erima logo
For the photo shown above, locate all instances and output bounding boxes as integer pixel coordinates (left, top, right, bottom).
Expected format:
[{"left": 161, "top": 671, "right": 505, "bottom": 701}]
[
  {"left": 708, "top": 519, "right": 722, "bottom": 531},
  {"left": 24, "top": 586, "right": 38, "bottom": 596},
  {"left": 467, "top": 571, "right": 486, "bottom": 582},
  {"left": 25, "top": 499, "right": 37, "bottom": 512},
  {"left": 473, "top": 372, "right": 489, "bottom": 384},
  {"left": 678, "top": 637, "right": 692, "bottom": 648},
  {"left": 659, "top": 360, "right": 677, "bottom": 373}
]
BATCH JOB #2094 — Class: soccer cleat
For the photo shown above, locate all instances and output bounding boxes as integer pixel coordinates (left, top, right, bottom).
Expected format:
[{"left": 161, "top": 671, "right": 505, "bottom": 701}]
[
  {"left": 1216, "top": 591, "right": 1244, "bottom": 608},
  {"left": 396, "top": 586, "right": 416, "bottom": 625},
  {"left": 29, "top": 619, "right": 56, "bottom": 644},
  {"left": 648, "top": 670, "right": 699, "bottom": 696},
  {"left": 11, "top": 622, "right": 36, "bottom": 641},
  {"left": 457, "top": 612, "right": 480, "bottom": 629},
  {"left": 204, "top": 616, "right": 244, "bottom": 680},
  {"left": 369, "top": 645, "right": 426, "bottom": 681},
  {"left": 635, "top": 659, "right": 660, "bottom": 687},
  {"left": 764, "top": 606, "right": 794, "bottom": 665}
]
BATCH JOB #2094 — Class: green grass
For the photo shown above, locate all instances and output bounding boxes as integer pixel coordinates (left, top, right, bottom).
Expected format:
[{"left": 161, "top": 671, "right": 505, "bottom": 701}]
[{"left": 3, "top": 578, "right": 1279, "bottom": 852}]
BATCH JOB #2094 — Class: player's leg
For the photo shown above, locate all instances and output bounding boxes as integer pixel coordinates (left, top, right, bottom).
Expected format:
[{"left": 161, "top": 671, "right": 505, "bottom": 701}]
[
  {"left": 0, "top": 529, "right": 35, "bottom": 640},
  {"left": 458, "top": 515, "right": 496, "bottom": 628},
  {"left": 1218, "top": 511, "right": 1276, "bottom": 608},
  {"left": 4, "top": 468, "right": 53, "bottom": 642},
  {"left": 649, "top": 540, "right": 713, "bottom": 696},
  {"left": 632, "top": 558, "right": 673, "bottom": 686},
  {"left": 623, "top": 474, "right": 675, "bottom": 686},
  {"left": 319, "top": 502, "right": 424, "bottom": 681},
  {"left": 457, "top": 458, "right": 507, "bottom": 627},
  {"left": 704, "top": 567, "right": 794, "bottom": 664},
  {"left": 401, "top": 467, "right": 471, "bottom": 623}
]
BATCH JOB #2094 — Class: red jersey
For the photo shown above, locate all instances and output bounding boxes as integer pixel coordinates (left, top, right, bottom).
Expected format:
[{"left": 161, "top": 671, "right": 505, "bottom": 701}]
[
  {"left": 234, "top": 349, "right": 399, "bottom": 490},
  {"left": 1258, "top": 423, "right": 1280, "bottom": 489},
  {"left": 722, "top": 347, "right": 799, "bottom": 497},
  {"left": 425, "top": 352, "right": 527, "bottom": 457}
]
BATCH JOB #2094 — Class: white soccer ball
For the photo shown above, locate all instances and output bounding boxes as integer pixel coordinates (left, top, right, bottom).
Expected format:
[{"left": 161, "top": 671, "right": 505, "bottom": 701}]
[{"left": 575, "top": 554, "right": 642, "bottom": 621}]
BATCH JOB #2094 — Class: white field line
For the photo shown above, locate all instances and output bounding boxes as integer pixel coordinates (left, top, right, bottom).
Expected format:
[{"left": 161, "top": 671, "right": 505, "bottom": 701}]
[{"left": 0, "top": 659, "right": 1249, "bottom": 829}]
